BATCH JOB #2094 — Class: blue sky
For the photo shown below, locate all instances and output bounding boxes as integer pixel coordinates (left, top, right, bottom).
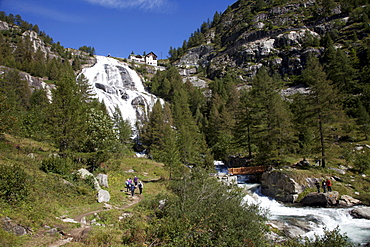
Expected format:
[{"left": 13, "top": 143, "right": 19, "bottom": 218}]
[{"left": 1, "top": 0, "right": 235, "bottom": 59}]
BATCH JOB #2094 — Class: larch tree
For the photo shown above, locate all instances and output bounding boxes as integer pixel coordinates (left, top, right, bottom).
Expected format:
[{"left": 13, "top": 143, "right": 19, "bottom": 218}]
[
  {"left": 172, "top": 88, "right": 212, "bottom": 168},
  {"left": 251, "top": 67, "right": 294, "bottom": 163},
  {"left": 301, "top": 55, "right": 345, "bottom": 168}
]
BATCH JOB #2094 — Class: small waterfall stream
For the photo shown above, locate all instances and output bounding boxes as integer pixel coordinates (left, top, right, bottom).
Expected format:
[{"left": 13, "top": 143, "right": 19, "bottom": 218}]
[{"left": 215, "top": 163, "right": 370, "bottom": 245}]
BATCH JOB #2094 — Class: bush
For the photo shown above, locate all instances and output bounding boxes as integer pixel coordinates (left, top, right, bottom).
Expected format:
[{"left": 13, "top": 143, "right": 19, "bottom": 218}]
[
  {"left": 0, "top": 164, "right": 29, "bottom": 203},
  {"left": 144, "top": 168, "right": 268, "bottom": 246},
  {"left": 40, "top": 156, "right": 72, "bottom": 176},
  {"left": 283, "top": 226, "right": 355, "bottom": 247},
  {"left": 353, "top": 152, "right": 370, "bottom": 173}
]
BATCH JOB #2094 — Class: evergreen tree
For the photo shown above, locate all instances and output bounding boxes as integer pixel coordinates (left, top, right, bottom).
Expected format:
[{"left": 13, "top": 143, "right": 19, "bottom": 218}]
[
  {"left": 242, "top": 67, "right": 295, "bottom": 163},
  {"left": 172, "top": 89, "right": 212, "bottom": 168},
  {"left": 21, "top": 88, "right": 49, "bottom": 139},
  {"left": 47, "top": 74, "right": 86, "bottom": 152},
  {"left": 356, "top": 100, "right": 370, "bottom": 140},
  {"left": 235, "top": 89, "right": 256, "bottom": 158},
  {"left": 112, "top": 106, "right": 132, "bottom": 144},
  {"left": 301, "top": 55, "right": 345, "bottom": 168}
]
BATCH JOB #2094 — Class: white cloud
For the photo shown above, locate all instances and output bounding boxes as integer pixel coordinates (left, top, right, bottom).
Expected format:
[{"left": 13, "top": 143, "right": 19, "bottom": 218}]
[{"left": 84, "top": 0, "right": 172, "bottom": 12}]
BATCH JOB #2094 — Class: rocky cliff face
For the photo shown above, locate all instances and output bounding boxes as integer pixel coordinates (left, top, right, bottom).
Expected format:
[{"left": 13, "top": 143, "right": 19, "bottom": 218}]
[{"left": 174, "top": 0, "right": 351, "bottom": 83}]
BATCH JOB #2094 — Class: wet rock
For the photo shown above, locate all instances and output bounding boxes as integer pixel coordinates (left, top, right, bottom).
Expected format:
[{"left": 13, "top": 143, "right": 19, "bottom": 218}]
[
  {"left": 350, "top": 207, "right": 370, "bottom": 220},
  {"left": 300, "top": 191, "right": 339, "bottom": 207}
]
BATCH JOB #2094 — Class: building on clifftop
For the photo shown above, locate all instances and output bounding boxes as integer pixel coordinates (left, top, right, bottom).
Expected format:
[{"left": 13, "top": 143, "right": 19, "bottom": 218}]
[{"left": 129, "top": 51, "right": 157, "bottom": 66}]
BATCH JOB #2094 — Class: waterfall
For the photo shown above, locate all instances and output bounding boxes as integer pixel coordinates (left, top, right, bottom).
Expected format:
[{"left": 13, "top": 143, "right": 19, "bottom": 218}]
[{"left": 81, "top": 55, "right": 161, "bottom": 134}]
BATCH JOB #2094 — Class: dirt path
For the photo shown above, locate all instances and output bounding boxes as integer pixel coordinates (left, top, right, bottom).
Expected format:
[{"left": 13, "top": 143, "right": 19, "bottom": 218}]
[{"left": 48, "top": 195, "right": 142, "bottom": 247}]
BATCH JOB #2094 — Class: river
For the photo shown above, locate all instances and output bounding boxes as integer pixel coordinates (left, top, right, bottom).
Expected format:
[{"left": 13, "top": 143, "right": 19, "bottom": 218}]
[{"left": 215, "top": 162, "right": 370, "bottom": 245}]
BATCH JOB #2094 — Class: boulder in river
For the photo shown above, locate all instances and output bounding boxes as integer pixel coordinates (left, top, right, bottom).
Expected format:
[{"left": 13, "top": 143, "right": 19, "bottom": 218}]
[
  {"left": 350, "top": 207, "right": 370, "bottom": 220},
  {"left": 300, "top": 191, "right": 339, "bottom": 207}
]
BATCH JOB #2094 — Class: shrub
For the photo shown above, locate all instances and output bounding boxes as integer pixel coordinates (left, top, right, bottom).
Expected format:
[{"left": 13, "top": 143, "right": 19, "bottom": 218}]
[
  {"left": 0, "top": 164, "right": 29, "bottom": 203},
  {"left": 144, "top": 168, "right": 268, "bottom": 246},
  {"left": 40, "top": 156, "right": 72, "bottom": 176},
  {"left": 353, "top": 152, "right": 370, "bottom": 173}
]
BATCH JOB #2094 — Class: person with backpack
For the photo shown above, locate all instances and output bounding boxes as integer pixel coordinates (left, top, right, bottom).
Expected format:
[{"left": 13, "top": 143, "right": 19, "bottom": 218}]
[
  {"left": 326, "top": 179, "right": 332, "bottom": 192},
  {"left": 322, "top": 180, "right": 327, "bottom": 193},
  {"left": 138, "top": 181, "right": 143, "bottom": 194},
  {"left": 315, "top": 181, "right": 320, "bottom": 193},
  {"left": 125, "top": 179, "right": 130, "bottom": 192},
  {"left": 130, "top": 183, "right": 136, "bottom": 196}
]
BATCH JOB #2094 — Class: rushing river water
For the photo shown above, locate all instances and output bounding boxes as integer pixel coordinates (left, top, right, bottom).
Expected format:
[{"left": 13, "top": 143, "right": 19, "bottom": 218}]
[
  {"left": 215, "top": 162, "right": 370, "bottom": 245},
  {"left": 241, "top": 182, "right": 370, "bottom": 245}
]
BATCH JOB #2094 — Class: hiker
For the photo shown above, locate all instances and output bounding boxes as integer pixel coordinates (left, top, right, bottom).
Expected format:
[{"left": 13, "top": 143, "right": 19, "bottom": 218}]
[
  {"left": 134, "top": 176, "right": 138, "bottom": 186},
  {"left": 138, "top": 181, "right": 143, "bottom": 194},
  {"left": 315, "top": 181, "right": 320, "bottom": 193},
  {"left": 322, "top": 180, "right": 327, "bottom": 193},
  {"left": 326, "top": 179, "right": 332, "bottom": 192},
  {"left": 130, "top": 183, "right": 136, "bottom": 196},
  {"left": 125, "top": 179, "right": 130, "bottom": 192}
]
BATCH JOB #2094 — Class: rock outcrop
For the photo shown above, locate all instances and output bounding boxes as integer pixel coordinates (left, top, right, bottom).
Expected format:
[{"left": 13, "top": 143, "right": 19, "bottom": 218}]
[
  {"left": 0, "top": 217, "right": 30, "bottom": 236},
  {"left": 338, "top": 195, "right": 362, "bottom": 207},
  {"left": 260, "top": 170, "right": 304, "bottom": 203},
  {"left": 350, "top": 207, "right": 370, "bottom": 220},
  {"left": 76, "top": 169, "right": 112, "bottom": 203},
  {"left": 300, "top": 191, "right": 339, "bottom": 207},
  {"left": 96, "top": 174, "right": 109, "bottom": 188}
]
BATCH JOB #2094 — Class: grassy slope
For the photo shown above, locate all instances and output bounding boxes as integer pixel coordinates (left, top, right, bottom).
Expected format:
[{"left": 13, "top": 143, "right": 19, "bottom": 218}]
[
  {"left": 1, "top": 133, "right": 369, "bottom": 246},
  {"left": 0, "top": 134, "right": 169, "bottom": 246}
]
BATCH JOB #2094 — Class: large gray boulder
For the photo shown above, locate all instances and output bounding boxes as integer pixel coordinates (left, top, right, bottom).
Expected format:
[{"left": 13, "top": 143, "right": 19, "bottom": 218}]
[
  {"left": 300, "top": 191, "right": 339, "bottom": 207},
  {"left": 77, "top": 168, "right": 101, "bottom": 191},
  {"left": 97, "top": 189, "right": 110, "bottom": 203},
  {"left": 350, "top": 207, "right": 370, "bottom": 220},
  {"left": 261, "top": 171, "right": 304, "bottom": 203},
  {"left": 96, "top": 174, "right": 109, "bottom": 188}
]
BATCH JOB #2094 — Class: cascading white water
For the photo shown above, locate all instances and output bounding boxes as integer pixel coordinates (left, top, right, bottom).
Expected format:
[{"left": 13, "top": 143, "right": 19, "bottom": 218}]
[
  {"left": 81, "top": 55, "right": 160, "bottom": 134},
  {"left": 214, "top": 162, "right": 370, "bottom": 245},
  {"left": 242, "top": 185, "right": 370, "bottom": 245}
]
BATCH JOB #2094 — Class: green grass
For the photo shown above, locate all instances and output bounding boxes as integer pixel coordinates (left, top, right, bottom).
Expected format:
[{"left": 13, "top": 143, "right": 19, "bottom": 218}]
[{"left": 0, "top": 134, "right": 170, "bottom": 246}]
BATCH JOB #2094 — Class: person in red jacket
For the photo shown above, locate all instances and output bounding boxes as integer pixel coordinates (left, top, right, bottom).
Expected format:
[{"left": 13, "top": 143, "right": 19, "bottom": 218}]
[{"left": 326, "top": 179, "right": 332, "bottom": 192}]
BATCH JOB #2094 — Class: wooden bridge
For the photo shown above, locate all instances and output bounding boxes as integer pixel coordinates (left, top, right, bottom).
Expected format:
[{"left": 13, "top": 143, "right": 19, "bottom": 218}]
[{"left": 228, "top": 165, "right": 271, "bottom": 175}]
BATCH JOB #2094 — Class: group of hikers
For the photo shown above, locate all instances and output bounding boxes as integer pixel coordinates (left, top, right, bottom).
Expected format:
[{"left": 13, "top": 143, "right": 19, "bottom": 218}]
[
  {"left": 315, "top": 179, "right": 332, "bottom": 193},
  {"left": 125, "top": 176, "right": 143, "bottom": 196}
]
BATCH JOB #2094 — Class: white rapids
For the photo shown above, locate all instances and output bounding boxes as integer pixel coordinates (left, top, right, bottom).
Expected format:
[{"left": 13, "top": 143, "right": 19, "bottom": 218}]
[{"left": 240, "top": 184, "right": 370, "bottom": 245}]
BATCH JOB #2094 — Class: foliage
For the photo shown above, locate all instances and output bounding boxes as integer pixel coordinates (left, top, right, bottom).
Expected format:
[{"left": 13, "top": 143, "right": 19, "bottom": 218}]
[
  {"left": 40, "top": 156, "right": 73, "bottom": 176},
  {"left": 353, "top": 151, "right": 370, "bottom": 173},
  {"left": 78, "top": 45, "right": 96, "bottom": 56},
  {"left": 0, "top": 164, "right": 29, "bottom": 203},
  {"left": 143, "top": 168, "right": 268, "bottom": 246},
  {"left": 283, "top": 227, "right": 355, "bottom": 247}
]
